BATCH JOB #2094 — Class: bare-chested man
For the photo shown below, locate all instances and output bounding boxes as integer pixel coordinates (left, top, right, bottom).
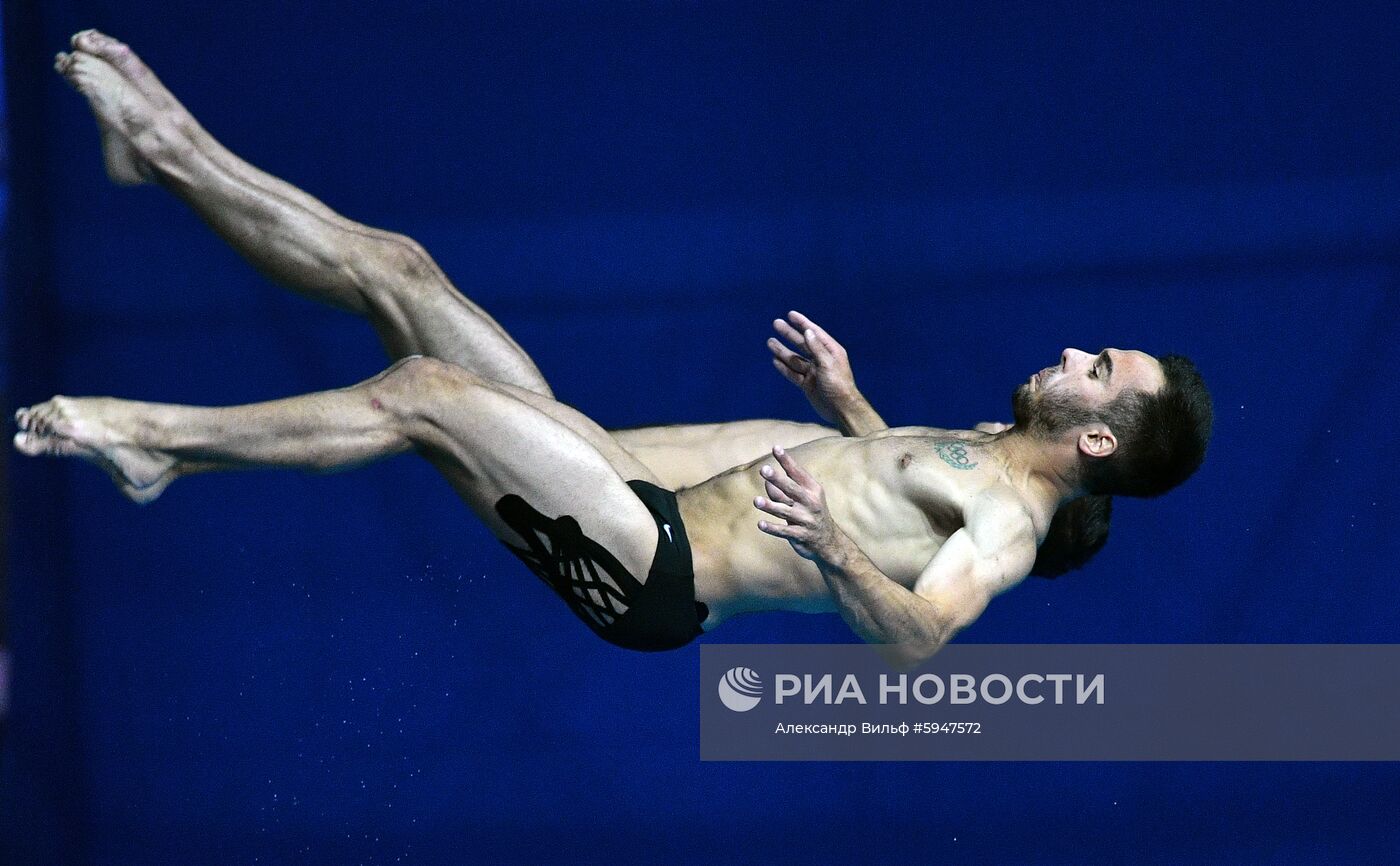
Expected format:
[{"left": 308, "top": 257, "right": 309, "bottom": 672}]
[{"left": 15, "top": 31, "right": 1212, "bottom": 666}]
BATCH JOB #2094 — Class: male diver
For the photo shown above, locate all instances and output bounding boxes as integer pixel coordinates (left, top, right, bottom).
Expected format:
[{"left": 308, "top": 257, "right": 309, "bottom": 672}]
[{"left": 15, "top": 32, "right": 1211, "bottom": 666}]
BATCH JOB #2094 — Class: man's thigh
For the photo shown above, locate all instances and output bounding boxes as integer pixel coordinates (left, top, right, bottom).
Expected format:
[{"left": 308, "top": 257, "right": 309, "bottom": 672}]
[
  {"left": 487, "top": 380, "right": 663, "bottom": 488},
  {"left": 393, "top": 360, "right": 661, "bottom": 578}
]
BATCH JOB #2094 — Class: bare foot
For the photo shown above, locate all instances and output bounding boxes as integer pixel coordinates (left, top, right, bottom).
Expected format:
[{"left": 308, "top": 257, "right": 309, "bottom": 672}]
[
  {"left": 69, "top": 30, "right": 188, "bottom": 116},
  {"left": 14, "top": 397, "right": 177, "bottom": 504},
  {"left": 56, "top": 27, "right": 205, "bottom": 188},
  {"left": 55, "top": 47, "right": 158, "bottom": 185}
]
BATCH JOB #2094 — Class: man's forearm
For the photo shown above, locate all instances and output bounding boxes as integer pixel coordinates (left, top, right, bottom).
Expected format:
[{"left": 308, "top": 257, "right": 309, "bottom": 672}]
[
  {"left": 816, "top": 532, "right": 948, "bottom": 663},
  {"left": 830, "top": 390, "right": 887, "bottom": 437}
]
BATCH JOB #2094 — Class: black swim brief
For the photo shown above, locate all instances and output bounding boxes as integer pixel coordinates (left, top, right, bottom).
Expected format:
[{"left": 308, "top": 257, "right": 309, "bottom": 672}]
[{"left": 494, "top": 480, "right": 708, "bottom": 652}]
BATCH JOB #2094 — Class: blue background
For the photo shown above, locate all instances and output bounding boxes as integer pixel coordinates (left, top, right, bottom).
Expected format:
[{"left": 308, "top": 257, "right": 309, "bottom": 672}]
[{"left": 4, "top": 2, "right": 1399, "bottom": 863}]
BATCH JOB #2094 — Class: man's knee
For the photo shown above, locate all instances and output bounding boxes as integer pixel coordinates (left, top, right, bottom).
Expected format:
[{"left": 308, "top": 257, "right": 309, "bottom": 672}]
[
  {"left": 367, "top": 355, "right": 482, "bottom": 418},
  {"left": 359, "top": 233, "right": 441, "bottom": 296}
]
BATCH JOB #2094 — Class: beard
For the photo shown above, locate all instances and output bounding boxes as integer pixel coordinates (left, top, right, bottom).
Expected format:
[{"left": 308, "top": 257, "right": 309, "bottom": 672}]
[{"left": 1011, "top": 381, "right": 1097, "bottom": 438}]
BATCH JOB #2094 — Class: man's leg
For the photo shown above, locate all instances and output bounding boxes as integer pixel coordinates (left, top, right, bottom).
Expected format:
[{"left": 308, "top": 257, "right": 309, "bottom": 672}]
[
  {"left": 56, "top": 30, "right": 550, "bottom": 395},
  {"left": 13, "top": 357, "right": 661, "bottom": 578},
  {"left": 52, "top": 31, "right": 843, "bottom": 496}
]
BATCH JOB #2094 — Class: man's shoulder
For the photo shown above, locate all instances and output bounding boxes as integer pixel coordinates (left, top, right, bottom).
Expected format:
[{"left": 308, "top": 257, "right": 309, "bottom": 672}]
[{"left": 964, "top": 486, "right": 1037, "bottom": 534}]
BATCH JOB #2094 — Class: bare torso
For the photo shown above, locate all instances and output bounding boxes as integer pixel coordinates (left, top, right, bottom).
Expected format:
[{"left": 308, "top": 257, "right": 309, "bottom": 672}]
[{"left": 677, "top": 427, "right": 1035, "bottom": 625}]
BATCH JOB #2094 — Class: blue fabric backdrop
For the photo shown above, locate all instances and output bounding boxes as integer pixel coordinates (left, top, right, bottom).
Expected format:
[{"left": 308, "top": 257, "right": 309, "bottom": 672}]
[{"left": 4, "top": 2, "right": 1399, "bottom": 863}]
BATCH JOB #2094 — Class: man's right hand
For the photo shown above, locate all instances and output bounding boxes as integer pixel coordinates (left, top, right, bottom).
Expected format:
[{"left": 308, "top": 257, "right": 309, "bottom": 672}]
[{"left": 767, "top": 310, "right": 862, "bottom": 426}]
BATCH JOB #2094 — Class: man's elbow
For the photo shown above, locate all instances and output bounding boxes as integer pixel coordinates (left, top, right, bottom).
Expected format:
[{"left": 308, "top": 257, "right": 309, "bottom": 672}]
[
  {"left": 875, "top": 630, "right": 949, "bottom": 671},
  {"left": 861, "top": 598, "right": 966, "bottom": 669}
]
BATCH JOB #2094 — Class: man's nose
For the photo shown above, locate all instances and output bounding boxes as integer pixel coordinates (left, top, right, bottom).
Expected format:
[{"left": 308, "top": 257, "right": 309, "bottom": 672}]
[{"left": 1061, "top": 348, "right": 1087, "bottom": 369}]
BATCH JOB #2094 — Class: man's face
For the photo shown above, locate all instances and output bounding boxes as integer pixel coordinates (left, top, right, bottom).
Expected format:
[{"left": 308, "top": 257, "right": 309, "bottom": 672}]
[{"left": 1011, "top": 347, "right": 1165, "bottom": 435}]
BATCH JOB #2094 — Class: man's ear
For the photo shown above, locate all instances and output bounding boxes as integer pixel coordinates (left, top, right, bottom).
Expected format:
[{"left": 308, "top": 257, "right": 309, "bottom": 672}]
[{"left": 1077, "top": 425, "right": 1118, "bottom": 459}]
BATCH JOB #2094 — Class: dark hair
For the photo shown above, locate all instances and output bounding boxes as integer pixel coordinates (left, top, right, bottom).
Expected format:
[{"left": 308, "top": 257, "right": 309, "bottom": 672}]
[
  {"left": 1079, "top": 354, "right": 1213, "bottom": 498},
  {"left": 1031, "top": 495, "right": 1112, "bottom": 578}
]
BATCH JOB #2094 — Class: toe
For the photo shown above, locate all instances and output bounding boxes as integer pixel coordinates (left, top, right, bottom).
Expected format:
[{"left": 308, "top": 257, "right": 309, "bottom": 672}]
[
  {"left": 80, "top": 31, "right": 153, "bottom": 89},
  {"left": 61, "top": 52, "right": 88, "bottom": 79},
  {"left": 62, "top": 54, "right": 102, "bottom": 91},
  {"left": 14, "top": 431, "right": 39, "bottom": 456},
  {"left": 76, "top": 29, "right": 127, "bottom": 61},
  {"left": 71, "top": 29, "right": 101, "bottom": 51},
  {"left": 57, "top": 52, "right": 81, "bottom": 78}
]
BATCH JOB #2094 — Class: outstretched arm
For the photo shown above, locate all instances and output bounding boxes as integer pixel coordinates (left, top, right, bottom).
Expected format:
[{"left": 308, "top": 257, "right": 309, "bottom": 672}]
[{"left": 753, "top": 446, "right": 1036, "bottom": 668}]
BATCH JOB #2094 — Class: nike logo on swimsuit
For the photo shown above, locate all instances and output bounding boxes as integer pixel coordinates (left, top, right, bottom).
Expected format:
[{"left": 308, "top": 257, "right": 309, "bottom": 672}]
[{"left": 663, "top": 523, "right": 673, "bottom": 543}]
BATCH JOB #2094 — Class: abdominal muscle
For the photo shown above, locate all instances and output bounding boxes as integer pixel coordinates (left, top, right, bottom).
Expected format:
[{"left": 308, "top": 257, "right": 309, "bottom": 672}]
[{"left": 676, "top": 435, "right": 961, "bottom": 625}]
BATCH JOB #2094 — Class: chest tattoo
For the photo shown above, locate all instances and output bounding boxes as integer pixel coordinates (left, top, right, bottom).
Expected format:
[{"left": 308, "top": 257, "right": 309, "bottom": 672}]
[{"left": 934, "top": 439, "right": 979, "bottom": 471}]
